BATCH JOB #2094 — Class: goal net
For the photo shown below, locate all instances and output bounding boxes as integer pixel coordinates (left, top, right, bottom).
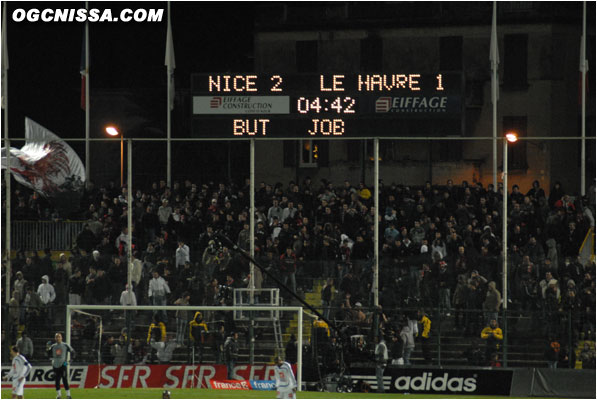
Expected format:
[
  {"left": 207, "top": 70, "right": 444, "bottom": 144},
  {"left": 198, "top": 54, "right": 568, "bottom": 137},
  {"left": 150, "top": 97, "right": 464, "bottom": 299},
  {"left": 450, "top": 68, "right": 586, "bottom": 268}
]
[
  {"left": 66, "top": 302, "right": 304, "bottom": 390},
  {"left": 70, "top": 309, "right": 103, "bottom": 388}
]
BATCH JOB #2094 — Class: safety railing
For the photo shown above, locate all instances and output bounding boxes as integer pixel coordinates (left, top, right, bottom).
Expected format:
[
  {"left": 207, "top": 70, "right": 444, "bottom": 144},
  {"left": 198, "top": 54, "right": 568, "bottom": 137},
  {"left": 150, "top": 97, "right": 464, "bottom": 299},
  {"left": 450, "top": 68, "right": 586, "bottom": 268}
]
[
  {"left": 10, "top": 221, "right": 86, "bottom": 251},
  {"left": 3, "top": 302, "right": 594, "bottom": 371},
  {"left": 295, "top": 305, "right": 595, "bottom": 371}
]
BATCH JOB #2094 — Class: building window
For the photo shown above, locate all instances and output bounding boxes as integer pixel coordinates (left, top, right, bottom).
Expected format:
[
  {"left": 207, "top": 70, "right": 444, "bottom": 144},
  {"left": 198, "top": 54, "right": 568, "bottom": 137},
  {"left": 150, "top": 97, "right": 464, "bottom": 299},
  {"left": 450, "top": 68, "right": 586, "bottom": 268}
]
[
  {"left": 299, "top": 140, "right": 329, "bottom": 167},
  {"left": 296, "top": 41, "right": 318, "bottom": 72},
  {"left": 439, "top": 36, "right": 463, "bottom": 71},
  {"left": 503, "top": 116, "right": 528, "bottom": 170},
  {"left": 503, "top": 34, "right": 528, "bottom": 87},
  {"left": 300, "top": 140, "right": 318, "bottom": 167},
  {"left": 360, "top": 35, "right": 383, "bottom": 72}
]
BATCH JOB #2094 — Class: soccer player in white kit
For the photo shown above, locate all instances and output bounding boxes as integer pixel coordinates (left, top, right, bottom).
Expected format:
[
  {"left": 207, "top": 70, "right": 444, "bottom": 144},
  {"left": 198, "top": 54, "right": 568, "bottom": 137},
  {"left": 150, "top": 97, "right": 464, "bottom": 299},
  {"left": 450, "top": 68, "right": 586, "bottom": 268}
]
[
  {"left": 274, "top": 356, "right": 297, "bottom": 399},
  {"left": 2, "top": 346, "right": 32, "bottom": 399}
]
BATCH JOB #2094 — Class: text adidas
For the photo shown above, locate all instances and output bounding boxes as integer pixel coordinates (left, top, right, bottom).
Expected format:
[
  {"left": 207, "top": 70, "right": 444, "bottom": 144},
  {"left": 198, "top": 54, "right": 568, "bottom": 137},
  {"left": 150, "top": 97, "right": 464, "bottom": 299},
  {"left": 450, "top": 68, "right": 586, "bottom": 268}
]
[{"left": 393, "top": 372, "right": 477, "bottom": 393}]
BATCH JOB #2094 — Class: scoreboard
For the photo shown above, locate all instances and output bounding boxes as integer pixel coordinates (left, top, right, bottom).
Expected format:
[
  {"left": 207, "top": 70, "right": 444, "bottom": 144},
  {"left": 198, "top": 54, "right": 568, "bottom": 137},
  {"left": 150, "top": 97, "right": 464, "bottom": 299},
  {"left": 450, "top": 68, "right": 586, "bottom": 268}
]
[{"left": 191, "top": 73, "right": 462, "bottom": 139}]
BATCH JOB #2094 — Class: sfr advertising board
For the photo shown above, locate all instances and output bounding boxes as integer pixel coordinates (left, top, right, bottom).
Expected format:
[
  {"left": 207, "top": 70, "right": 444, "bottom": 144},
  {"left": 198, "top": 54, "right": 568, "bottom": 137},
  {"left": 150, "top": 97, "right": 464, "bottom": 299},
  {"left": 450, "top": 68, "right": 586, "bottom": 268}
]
[{"left": 1, "top": 364, "right": 293, "bottom": 389}]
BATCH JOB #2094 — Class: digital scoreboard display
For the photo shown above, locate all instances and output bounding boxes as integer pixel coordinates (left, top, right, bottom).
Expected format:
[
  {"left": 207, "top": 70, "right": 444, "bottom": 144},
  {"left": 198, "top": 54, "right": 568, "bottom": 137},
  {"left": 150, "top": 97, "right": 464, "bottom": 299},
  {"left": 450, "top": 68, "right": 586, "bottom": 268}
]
[{"left": 191, "top": 73, "right": 462, "bottom": 139}]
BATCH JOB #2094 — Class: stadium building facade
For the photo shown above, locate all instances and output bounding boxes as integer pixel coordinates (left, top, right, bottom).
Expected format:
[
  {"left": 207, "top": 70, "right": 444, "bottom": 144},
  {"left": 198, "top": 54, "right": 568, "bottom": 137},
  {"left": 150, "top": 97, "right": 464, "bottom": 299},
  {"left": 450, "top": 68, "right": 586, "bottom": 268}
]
[{"left": 239, "top": 2, "right": 595, "bottom": 192}]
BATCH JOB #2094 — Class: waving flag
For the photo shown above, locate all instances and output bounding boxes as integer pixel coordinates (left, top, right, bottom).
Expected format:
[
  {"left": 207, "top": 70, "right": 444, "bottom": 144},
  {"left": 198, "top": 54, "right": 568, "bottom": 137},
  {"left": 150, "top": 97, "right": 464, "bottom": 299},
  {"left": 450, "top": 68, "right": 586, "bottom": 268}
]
[
  {"left": 578, "top": 228, "right": 595, "bottom": 266},
  {"left": 1, "top": 118, "right": 86, "bottom": 197}
]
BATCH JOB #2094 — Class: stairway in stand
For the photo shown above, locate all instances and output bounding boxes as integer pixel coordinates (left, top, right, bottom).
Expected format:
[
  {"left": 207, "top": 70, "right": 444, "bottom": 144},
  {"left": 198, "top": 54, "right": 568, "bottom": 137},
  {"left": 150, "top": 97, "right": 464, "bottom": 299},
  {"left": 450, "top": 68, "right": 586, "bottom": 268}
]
[{"left": 279, "top": 279, "right": 326, "bottom": 360}]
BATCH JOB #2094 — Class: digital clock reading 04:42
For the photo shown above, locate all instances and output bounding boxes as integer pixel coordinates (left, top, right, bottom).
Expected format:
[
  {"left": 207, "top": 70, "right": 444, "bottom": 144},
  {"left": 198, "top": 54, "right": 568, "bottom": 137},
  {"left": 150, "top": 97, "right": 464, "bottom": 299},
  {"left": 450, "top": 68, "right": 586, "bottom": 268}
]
[{"left": 296, "top": 97, "right": 356, "bottom": 114}]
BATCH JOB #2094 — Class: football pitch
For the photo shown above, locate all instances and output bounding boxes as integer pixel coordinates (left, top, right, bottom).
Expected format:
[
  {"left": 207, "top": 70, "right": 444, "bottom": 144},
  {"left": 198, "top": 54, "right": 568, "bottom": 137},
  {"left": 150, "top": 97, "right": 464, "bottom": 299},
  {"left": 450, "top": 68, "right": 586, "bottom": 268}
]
[{"left": 0, "top": 388, "right": 514, "bottom": 399}]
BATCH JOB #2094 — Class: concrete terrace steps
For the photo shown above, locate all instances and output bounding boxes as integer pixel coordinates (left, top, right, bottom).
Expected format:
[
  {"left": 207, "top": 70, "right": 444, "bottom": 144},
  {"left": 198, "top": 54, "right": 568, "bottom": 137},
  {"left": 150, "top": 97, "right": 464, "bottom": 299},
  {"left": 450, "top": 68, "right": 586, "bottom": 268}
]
[{"left": 283, "top": 279, "right": 326, "bottom": 342}]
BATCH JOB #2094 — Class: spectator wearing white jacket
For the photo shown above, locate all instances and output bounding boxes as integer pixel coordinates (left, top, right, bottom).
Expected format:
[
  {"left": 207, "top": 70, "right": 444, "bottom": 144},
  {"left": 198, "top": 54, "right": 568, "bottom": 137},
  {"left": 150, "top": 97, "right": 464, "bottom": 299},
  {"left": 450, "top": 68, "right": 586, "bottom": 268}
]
[
  {"left": 37, "top": 275, "right": 56, "bottom": 305},
  {"left": 120, "top": 284, "right": 137, "bottom": 340},
  {"left": 130, "top": 252, "right": 143, "bottom": 288},
  {"left": 175, "top": 241, "right": 190, "bottom": 268},
  {"left": 400, "top": 324, "right": 415, "bottom": 365},
  {"left": 149, "top": 271, "right": 171, "bottom": 322},
  {"left": 374, "top": 336, "right": 389, "bottom": 393},
  {"left": 37, "top": 275, "right": 56, "bottom": 326},
  {"left": 147, "top": 335, "right": 177, "bottom": 363},
  {"left": 115, "top": 227, "right": 130, "bottom": 255}
]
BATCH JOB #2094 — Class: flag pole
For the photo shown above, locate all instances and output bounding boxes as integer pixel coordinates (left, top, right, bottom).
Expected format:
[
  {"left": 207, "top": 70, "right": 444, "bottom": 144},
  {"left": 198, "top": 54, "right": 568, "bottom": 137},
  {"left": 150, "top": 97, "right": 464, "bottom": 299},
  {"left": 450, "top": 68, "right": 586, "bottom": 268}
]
[
  {"left": 4, "top": 138, "right": 11, "bottom": 305},
  {"left": 2, "top": 2, "right": 11, "bottom": 304},
  {"left": 490, "top": 1, "right": 499, "bottom": 192},
  {"left": 580, "top": 1, "right": 587, "bottom": 196},
  {"left": 84, "top": 1, "right": 90, "bottom": 182},
  {"left": 373, "top": 138, "right": 379, "bottom": 309},
  {"left": 165, "top": 1, "right": 174, "bottom": 188},
  {"left": 127, "top": 139, "right": 133, "bottom": 290},
  {"left": 249, "top": 138, "right": 255, "bottom": 364}
]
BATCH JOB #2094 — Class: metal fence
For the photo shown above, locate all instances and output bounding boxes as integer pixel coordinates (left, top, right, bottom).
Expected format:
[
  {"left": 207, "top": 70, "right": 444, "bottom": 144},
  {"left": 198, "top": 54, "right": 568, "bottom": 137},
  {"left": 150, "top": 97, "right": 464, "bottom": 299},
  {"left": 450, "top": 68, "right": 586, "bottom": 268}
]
[
  {"left": 10, "top": 221, "right": 86, "bottom": 251},
  {"left": 3, "top": 303, "right": 594, "bottom": 371}
]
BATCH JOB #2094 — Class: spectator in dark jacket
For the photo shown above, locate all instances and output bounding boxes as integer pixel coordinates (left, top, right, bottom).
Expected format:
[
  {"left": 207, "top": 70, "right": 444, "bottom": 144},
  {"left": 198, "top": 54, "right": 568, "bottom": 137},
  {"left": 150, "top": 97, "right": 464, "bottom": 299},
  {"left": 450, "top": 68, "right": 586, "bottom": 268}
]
[
  {"left": 38, "top": 248, "right": 54, "bottom": 280},
  {"left": 279, "top": 247, "right": 297, "bottom": 295},
  {"left": 89, "top": 269, "right": 112, "bottom": 304},
  {"left": 224, "top": 332, "right": 239, "bottom": 379},
  {"left": 53, "top": 261, "right": 69, "bottom": 306},
  {"left": 68, "top": 269, "right": 85, "bottom": 305},
  {"left": 436, "top": 260, "right": 453, "bottom": 315},
  {"left": 22, "top": 257, "right": 39, "bottom": 286},
  {"left": 76, "top": 224, "right": 98, "bottom": 253}
]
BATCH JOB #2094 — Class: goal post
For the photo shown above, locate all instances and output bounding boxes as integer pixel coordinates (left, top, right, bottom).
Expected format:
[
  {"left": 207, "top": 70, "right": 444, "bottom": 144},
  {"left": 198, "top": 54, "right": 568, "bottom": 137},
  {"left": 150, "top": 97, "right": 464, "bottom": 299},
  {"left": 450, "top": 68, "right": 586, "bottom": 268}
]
[{"left": 66, "top": 304, "right": 304, "bottom": 390}]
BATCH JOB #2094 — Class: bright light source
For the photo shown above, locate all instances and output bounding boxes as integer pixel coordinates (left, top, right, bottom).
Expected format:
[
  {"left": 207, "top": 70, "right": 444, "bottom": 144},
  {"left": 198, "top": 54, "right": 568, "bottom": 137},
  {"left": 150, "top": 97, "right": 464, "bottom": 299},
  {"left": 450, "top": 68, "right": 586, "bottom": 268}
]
[
  {"left": 105, "top": 126, "right": 120, "bottom": 137},
  {"left": 505, "top": 132, "right": 518, "bottom": 143}
]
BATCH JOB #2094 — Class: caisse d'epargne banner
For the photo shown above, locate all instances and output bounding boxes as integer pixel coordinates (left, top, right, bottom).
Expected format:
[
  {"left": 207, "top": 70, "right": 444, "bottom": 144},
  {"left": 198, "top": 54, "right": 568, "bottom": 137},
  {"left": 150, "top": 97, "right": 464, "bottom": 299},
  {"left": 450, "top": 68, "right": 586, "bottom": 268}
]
[
  {"left": 1, "top": 365, "right": 88, "bottom": 389},
  {"left": 1, "top": 364, "right": 292, "bottom": 389}
]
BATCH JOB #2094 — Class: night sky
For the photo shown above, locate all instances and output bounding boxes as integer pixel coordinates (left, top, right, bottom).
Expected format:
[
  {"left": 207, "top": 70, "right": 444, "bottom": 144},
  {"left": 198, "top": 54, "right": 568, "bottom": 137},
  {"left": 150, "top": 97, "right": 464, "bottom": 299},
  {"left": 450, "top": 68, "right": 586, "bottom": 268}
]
[
  {"left": 2, "top": 2, "right": 594, "bottom": 186},
  {"left": 2, "top": 1, "right": 255, "bottom": 140},
  {"left": 2, "top": 1, "right": 257, "bottom": 184}
]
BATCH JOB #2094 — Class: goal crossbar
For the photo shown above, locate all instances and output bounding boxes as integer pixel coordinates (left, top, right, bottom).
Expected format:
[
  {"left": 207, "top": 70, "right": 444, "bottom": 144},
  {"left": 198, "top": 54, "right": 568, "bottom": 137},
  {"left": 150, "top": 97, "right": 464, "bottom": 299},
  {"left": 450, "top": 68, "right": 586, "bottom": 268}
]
[{"left": 66, "top": 304, "right": 304, "bottom": 390}]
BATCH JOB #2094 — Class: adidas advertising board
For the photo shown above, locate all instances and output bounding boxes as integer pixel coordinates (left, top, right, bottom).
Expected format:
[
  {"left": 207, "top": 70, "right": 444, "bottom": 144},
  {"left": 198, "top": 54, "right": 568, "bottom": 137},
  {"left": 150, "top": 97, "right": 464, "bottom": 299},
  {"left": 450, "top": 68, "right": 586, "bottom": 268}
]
[{"left": 347, "top": 367, "right": 513, "bottom": 395}]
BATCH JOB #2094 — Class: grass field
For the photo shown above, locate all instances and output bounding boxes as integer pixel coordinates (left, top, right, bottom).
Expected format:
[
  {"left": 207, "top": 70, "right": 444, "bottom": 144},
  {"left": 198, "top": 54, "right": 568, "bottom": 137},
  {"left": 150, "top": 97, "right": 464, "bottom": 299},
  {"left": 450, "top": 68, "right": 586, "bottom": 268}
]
[{"left": 0, "top": 388, "right": 513, "bottom": 399}]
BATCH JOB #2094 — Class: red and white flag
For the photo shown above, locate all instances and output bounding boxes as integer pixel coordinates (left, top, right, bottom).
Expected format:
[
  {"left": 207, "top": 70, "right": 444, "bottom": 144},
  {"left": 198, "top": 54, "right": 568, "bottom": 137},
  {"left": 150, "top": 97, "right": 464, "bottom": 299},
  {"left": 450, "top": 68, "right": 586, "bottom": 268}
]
[{"left": 1, "top": 118, "right": 86, "bottom": 197}]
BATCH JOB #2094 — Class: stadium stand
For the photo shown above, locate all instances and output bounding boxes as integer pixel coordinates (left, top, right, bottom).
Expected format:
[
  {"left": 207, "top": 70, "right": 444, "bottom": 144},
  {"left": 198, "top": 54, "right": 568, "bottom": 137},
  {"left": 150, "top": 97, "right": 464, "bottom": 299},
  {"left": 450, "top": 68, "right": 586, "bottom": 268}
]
[{"left": 1, "top": 177, "right": 595, "bottom": 370}]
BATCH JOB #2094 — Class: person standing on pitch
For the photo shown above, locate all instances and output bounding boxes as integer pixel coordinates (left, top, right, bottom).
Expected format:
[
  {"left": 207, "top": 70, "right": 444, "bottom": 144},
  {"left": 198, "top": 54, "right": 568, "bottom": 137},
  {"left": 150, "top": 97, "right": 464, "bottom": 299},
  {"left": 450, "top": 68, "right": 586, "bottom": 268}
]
[
  {"left": 274, "top": 356, "right": 297, "bottom": 399},
  {"left": 47, "top": 333, "right": 75, "bottom": 399},
  {"left": 2, "top": 346, "right": 32, "bottom": 399},
  {"left": 224, "top": 332, "right": 239, "bottom": 379},
  {"left": 374, "top": 335, "right": 388, "bottom": 393}
]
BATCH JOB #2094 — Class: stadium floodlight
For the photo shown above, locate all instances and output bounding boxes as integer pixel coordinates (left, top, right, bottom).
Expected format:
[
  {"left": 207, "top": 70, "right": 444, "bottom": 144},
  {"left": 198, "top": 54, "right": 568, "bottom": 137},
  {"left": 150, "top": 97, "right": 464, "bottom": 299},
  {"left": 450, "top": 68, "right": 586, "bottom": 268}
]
[
  {"left": 105, "top": 126, "right": 119, "bottom": 137},
  {"left": 66, "top": 304, "right": 304, "bottom": 391}
]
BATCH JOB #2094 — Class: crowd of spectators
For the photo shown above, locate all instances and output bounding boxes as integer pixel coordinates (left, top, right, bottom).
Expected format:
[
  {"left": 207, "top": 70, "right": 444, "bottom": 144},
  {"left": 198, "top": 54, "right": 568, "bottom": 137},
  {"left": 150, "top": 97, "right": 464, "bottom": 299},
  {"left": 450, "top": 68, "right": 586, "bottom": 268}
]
[{"left": 2, "top": 176, "right": 596, "bottom": 367}]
